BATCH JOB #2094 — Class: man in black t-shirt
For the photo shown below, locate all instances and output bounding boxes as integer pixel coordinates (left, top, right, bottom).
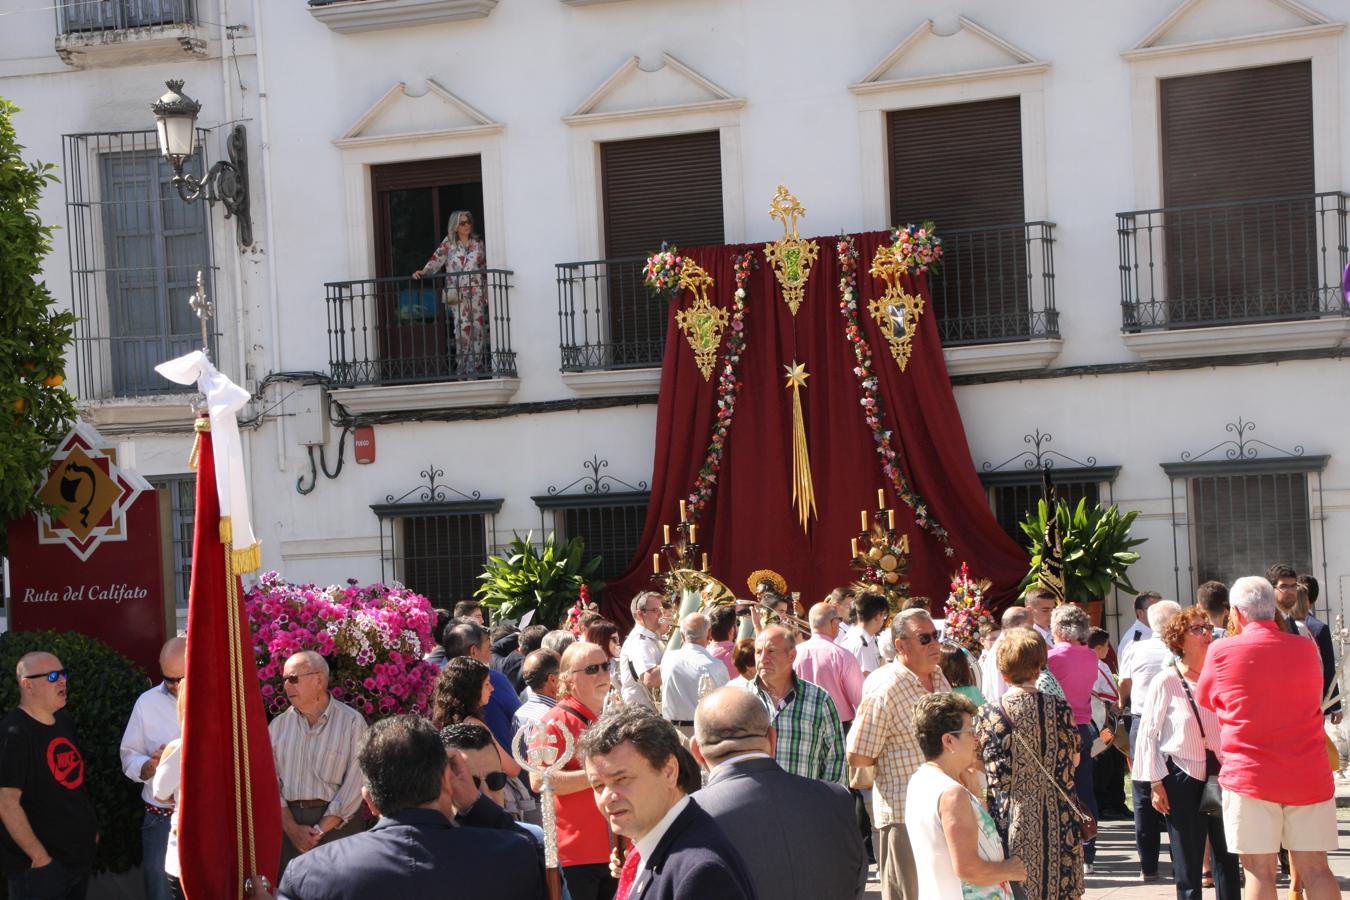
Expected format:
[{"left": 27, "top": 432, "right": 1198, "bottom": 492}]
[{"left": 0, "top": 651, "right": 98, "bottom": 900}]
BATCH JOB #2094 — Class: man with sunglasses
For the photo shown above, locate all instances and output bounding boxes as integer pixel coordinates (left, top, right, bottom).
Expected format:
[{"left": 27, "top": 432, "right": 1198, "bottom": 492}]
[
  {"left": 846, "top": 609, "right": 951, "bottom": 900},
  {"left": 0, "top": 652, "right": 98, "bottom": 900},
  {"left": 620, "top": 592, "right": 670, "bottom": 711},
  {"left": 119, "top": 637, "right": 186, "bottom": 900}
]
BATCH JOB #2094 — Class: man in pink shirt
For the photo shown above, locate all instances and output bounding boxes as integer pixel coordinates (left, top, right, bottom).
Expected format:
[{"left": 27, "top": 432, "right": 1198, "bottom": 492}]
[
  {"left": 706, "top": 607, "right": 739, "bottom": 679},
  {"left": 793, "top": 602, "right": 864, "bottom": 727},
  {"left": 1195, "top": 575, "right": 1337, "bottom": 900}
]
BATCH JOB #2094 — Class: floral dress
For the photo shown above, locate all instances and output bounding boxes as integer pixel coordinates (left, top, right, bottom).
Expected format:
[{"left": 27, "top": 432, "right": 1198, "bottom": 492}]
[
  {"left": 420, "top": 235, "right": 487, "bottom": 375},
  {"left": 975, "top": 690, "right": 1084, "bottom": 900}
]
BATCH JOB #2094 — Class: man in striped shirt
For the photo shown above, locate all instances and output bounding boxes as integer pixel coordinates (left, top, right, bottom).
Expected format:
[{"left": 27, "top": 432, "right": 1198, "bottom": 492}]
[
  {"left": 738, "top": 625, "right": 845, "bottom": 783},
  {"left": 269, "top": 651, "right": 369, "bottom": 877}
]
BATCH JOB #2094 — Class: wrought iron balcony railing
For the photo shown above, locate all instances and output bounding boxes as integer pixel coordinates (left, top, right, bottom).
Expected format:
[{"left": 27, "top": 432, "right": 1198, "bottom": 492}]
[
  {"left": 1118, "top": 192, "right": 1349, "bottom": 330},
  {"left": 58, "top": 0, "right": 194, "bottom": 32},
  {"left": 326, "top": 270, "right": 516, "bottom": 387},
  {"left": 556, "top": 256, "right": 665, "bottom": 371},
  {"left": 929, "top": 221, "right": 1059, "bottom": 345}
]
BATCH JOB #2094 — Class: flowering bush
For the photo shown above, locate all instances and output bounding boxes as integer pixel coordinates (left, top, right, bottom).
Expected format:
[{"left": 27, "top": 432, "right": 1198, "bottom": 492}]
[
  {"left": 943, "top": 562, "right": 994, "bottom": 653},
  {"left": 891, "top": 222, "right": 943, "bottom": 275},
  {"left": 245, "top": 572, "right": 440, "bottom": 719},
  {"left": 644, "top": 242, "right": 684, "bottom": 300}
]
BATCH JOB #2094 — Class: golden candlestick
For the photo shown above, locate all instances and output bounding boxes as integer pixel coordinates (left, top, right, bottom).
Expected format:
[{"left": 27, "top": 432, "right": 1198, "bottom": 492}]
[
  {"left": 860, "top": 510, "right": 869, "bottom": 532},
  {"left": 888, "top": 509, "right": 895, "bottom": 529},
  {"left": 851, "top": 537, "right": 859, "bottom": 558},
  {"left": 652, "top": 553, "right": 661, "bottom": 574},
  {"left": 679, "top": 500, "right": 687, "bottom": 522},
  {"left": 877, "top": 488, "right": 886, "bottom": 507},
  {"left": 664, "top": 524, "right": 671, "bottom": 544}
]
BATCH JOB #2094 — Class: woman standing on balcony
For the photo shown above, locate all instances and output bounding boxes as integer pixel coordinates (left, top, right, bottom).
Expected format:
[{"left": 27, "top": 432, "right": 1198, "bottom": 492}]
[{"left": 413, "top": 209, "right": 487, "bottom": 375}]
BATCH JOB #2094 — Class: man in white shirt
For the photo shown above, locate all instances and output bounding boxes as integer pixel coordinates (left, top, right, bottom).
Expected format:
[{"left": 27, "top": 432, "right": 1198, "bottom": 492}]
[
  {"left": 619, "top": 591, "right": 670, "bottom": 710},
  {"left": 982, "top": 606, "right": 1033, "bottom": 704},
  {"left": 1027, "top": 587, "right": 1057, "bottom": 647},
  {"left": 840, "top": 592, "right": 889, "bottom": 676},
  {"left": 1116, "top": 591, "right": 1161, "bottom": 659},
  {"left": 660, "top": 612, "right": 729, "bottom": 735},
  {"left": 1118, "top": 598, "right": 1180, "bottom": 883},
  {"left": 119, "top": 637, "right": 186, "bottom": 900}
]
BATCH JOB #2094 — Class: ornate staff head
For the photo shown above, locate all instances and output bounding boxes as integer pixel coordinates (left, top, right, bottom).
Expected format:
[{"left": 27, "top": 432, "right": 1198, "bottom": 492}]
[{"left": 512, "top": 721, "right": 576, "bottom": 870}]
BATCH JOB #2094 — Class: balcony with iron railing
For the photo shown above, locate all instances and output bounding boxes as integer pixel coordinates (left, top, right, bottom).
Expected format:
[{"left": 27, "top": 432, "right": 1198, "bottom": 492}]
[
  {"left": 1117, "top": 192, "right": 1349, "bottom": 357},
  {"left": 556, "top": 256, "right": 664, "bottom": 373},
  {"left": 55, "top": 0, "right": 204, "bottom": 65},
  {"left": 324, "top": 270, "right": 518, "bottom": 411}
]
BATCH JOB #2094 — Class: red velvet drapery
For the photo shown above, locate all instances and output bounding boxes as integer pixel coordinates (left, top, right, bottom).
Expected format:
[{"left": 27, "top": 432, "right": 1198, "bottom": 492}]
[{"left": 601, "top": 231, "right": 1028, "bottom": 630}]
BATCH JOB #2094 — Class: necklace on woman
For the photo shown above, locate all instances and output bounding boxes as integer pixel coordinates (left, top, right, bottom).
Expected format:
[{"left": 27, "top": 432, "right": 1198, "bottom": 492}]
[{"left": 1009, "top": 682, "right": 1038, "bottom": 692}]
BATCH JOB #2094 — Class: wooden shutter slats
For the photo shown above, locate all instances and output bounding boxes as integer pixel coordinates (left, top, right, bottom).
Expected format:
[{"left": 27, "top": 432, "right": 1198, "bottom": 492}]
[
  {"left": 601, "top": 131, "right": 724, "bottom": 257},
  {"left": 371, "top": 155, "right": 482, "bottom": 194}
]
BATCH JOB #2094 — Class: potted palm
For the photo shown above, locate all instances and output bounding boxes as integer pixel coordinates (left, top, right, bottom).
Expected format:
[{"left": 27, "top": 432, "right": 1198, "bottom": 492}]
[
  {"left": 1019, "top": 497, "right": 1146, "bottom": 626},
  {"left": 474, "top": 531, "right": 602, "bottom": 628}
]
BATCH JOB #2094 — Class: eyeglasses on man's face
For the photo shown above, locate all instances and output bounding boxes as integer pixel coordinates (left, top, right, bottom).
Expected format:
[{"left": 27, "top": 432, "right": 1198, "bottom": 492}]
[
  {"left": 163, "top": 675, "right": 185, "bottom": 686},
  {"left": 473, "top": 771, "right": 508, "bottom": 792},
  {"left": 571, "top": 663, "right": 607, "bottom": 677},
  {"left": 22, "top": 669, "right": 69, "bottom": 683},
  {"left": 283, "top": 671, "right": 320, "bottom": 685},
  {"left": 904, "top": 630, "right": 939, "bottom": 646}
]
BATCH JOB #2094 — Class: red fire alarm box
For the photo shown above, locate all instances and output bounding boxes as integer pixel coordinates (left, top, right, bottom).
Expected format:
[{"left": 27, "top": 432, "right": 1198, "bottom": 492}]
[{"left": 353, "top": 426, "right": 376, "bottom": 464}]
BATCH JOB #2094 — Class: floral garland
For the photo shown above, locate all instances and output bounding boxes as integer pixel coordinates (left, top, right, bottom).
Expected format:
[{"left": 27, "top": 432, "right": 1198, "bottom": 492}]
[
  {"left": 644, "top": 242, "right": 684, "bottom": 300},
  {"left": 836, "top": 232, "right": 952, "bottom": 552},
  {"left": 942, "top": 562, "right": 994, "bottom": 652},
  {"left": 685, "top": 250, "right": 755, "bottom": 522},
  {"left": 891, "top": 221, "right": 944, "bottom": 275}
]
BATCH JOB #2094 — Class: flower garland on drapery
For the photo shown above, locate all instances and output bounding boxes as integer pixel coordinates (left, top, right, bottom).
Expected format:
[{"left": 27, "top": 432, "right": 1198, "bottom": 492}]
[
  {"left": 836, "top": 232, "right": 952, "bottom": 552},
  {"left": 684, "top": 250, "right": 756, "bottom": 522}
]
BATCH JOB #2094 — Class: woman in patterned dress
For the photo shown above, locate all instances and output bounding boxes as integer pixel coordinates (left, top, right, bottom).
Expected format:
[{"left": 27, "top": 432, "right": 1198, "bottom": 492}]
[
  {"left": 974, "top": 627, "right": 1085, "bottom": 900},
  {"left": 413, "top": 209, "right": 488, "bottom": 375}
]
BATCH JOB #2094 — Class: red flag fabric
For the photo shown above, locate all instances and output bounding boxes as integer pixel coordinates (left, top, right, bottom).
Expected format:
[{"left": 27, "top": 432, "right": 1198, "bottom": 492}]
[
  {"left": 602, "top": 232, "right": 1029, "bottom": 629},
  {"left": 178, "top": 420, "right": 281, "bottom": 898}
]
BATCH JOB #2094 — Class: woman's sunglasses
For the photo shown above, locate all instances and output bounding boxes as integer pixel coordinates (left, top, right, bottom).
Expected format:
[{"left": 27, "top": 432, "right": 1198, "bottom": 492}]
[{"left": 473, "top": 771, "right": 509, "bottom": 792}]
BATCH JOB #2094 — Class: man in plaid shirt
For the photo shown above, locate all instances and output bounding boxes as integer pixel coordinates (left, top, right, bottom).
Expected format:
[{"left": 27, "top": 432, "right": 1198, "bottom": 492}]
[
  {"left": 738, "top": 625, "right": 845, "bottom": 783},
  {"left": 847, "top": 609, "right": 950, "bottom": 900}
]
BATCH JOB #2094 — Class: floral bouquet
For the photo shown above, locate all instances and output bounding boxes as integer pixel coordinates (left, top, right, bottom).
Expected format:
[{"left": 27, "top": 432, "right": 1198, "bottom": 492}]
[
  {"left": 245, "top": 571, "right": 441, "bottom": 719},
  {"left": 942, "top": 562, "right": 994, "bottom": 653},
  {"left": 643, "top": 242, "right": 684, "bottom": 300},
  {"left": 564, "top": 584, "right": 599, "bottom": 637},
  {"left": 891, "top": 222, "right": 943, "bottom": 275}
]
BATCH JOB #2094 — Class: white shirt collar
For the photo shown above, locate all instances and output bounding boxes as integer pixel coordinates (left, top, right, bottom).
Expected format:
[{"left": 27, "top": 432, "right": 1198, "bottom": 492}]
[
  {"left": 633, "top": 625, "right": 658, "bottom": 641},
  {"left": 634, "top": 794, "right": 691, "bottom": 872}
]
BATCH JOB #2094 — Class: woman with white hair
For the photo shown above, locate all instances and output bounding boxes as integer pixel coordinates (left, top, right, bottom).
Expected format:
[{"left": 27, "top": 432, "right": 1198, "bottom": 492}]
[
  {"left": 412, "top": 209, "right": 488, "bottom": 375},
  {"left": 1046, "top": 603, "right": 1100, "bottom": 872}
]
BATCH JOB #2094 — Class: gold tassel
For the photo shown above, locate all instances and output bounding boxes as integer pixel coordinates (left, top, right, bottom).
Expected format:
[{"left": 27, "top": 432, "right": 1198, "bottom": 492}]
[
  {"left": 231, "top": 543, "right": 261, "bottom": 575},
  {"left": 188, "top": 415, "right": 210, "bottom": 469},
  {"left": 784, "top": 362, "right": 817, "bottom": 532}
]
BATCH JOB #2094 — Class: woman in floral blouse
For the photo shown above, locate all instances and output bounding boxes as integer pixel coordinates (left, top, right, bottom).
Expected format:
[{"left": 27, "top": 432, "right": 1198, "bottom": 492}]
[{"left": 413, "top": 210, "right": 487, "bottom": 375}]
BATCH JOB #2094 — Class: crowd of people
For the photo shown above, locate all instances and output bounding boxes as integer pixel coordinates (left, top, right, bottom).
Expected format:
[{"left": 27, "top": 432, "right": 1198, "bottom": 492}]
[{"left": 0, "top": 567, "right": 1342, "bottom": 900}]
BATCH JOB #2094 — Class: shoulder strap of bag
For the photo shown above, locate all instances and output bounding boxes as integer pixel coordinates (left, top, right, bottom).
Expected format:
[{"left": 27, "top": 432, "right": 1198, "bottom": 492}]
[
  {"left": 1172, "top": 662, "right": 1207, "bottom": 741},
  {"left": 560, "top": 701, "right": 595, "bottom": 728}
]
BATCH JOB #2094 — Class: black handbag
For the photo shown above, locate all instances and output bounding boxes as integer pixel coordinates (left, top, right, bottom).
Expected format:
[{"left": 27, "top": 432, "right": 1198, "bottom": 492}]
[{"left": 1174, "top": 663, "right": 1224, "bottom": 817}]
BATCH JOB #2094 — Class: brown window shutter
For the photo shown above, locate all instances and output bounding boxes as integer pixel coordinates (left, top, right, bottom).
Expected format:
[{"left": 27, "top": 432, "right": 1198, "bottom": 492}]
[
  {"left": 886, "top": 98, "right": 1028, "bottom": 343},
  {"left": 599, "top": 131, "right": 724, "bottom": 364},
  {"left": 371, "top": 155, "right": 482, "bottom": 193},
  {"left": 1159, "top": 61, "right": 1315, "bottom": 323},
  {"left": 601, "top": 131, "right": 724, "bottom": 257}
]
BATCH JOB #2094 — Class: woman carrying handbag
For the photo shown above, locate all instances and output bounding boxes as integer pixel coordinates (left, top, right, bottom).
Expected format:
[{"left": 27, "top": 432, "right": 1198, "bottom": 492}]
[{"left": 1135, "top": 606, "right": 1239, "bottom": 900}]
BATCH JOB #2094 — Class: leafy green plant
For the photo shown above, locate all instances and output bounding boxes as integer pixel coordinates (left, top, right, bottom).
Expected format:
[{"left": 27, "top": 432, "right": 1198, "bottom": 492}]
[
  {"left": 1019, "top": 497, "right": 1147, "bottom": 601},
  {"left": 0, "top": 630, "right": 150, "bottom": 874},
  {"left": 0, "top": 99, "right": 79, "bottom": 555},
  {"left": 475, "top": 531, "right": 601, "bottom": 627}
]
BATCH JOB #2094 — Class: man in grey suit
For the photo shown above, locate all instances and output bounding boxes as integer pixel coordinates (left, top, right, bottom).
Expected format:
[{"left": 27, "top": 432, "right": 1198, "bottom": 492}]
[{"left": 690, "top": 688, "right": 867, "bottom": 900}]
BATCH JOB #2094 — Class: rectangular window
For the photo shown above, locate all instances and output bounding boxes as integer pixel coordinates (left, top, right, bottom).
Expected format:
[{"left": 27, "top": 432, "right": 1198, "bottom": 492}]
[
  {"left": 60, "top": 0, "right": 193, "bottom": 32},
  {"left": 551, "top": 499, "right": 649, "bottom": 584},
  {"left": 64, "top": 131, "right": 216, "bottom": 399},
  {"left": 1189, "top": 472, "right": 1312, "bottom": 586},
  {"left": 887, "top": 97, "right": 1031, "bottom": 344},
  {"left": 150, "top": 476, "right": 195, "bottom": 609},
  {"left": 1159, "top": 61, "right": 1316, "bottom": 324},
  {"left": 398, "top": 513, "right": 488, "bottom": 607},
  {"left": 990, "top": 480, "right": 1100, "bottom": 549},
  {"left": 597, "top": 131, "right": 724, "bottom": 366}
]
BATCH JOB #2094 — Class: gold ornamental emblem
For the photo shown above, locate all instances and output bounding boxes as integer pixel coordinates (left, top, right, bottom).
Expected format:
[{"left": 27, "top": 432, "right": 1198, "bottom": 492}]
[
  {"left": 673, "top": 260, "right": 729, "bottom": 381},
  {"left": 868, "top": 245, "right": 926, "bottom": 372},
  {"left": 763, "top": 185, "right": 819, "bottom": 316}
]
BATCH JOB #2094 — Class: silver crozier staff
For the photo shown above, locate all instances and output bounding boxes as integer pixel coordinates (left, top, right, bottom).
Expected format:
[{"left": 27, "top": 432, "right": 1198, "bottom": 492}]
[{"left": 513, "top": 722, "right": 576, "bottom": 900}]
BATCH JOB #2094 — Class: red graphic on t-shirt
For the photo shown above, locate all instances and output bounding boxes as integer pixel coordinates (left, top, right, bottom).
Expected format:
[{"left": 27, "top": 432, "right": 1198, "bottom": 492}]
[{"left": 46, "top": 737, "right": 84, "bottom": 789}]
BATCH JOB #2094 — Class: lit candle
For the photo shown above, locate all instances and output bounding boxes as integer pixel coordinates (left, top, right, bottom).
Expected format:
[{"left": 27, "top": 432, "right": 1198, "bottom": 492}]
[
  {"left": 888, "top": 509, "right": 895, "bottom": 529},
  {"left": 877, "top": 488, "right": 886, "bottom": 507},
  {"left": 664, "top": 524, "right": 671, "bottom": 544},
  {"left": 702, "top": 553, "right": 708, "bottom": 572},
  {"left": 851, "top": 537, "right": 859, "bottom": 558},
  {"left": 689, "top": 524, "right": 697, "bottom": 543},
  {"left": 679, "top": 500, "right": 687, "bottom": 522},
  {"left": 861, "top": 510, "right": 869, "bottom": 532},
  {"left": 652, "top": 553, "right": 660, "bottom": 574}
]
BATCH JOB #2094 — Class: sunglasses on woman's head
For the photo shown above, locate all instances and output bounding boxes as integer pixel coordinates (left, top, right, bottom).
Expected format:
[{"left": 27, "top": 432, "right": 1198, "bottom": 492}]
[{"left": 473, "top": 771, "right": 509, "bottom": 792}]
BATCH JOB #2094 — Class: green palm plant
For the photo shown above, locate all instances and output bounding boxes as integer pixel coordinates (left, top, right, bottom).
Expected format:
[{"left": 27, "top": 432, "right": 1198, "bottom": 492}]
[
  {"left": 474, "top": 531, "right": 602, "bottom": 627},
  {"left": 1018, "top": 497, "right": 1146, "bottom": 601}
]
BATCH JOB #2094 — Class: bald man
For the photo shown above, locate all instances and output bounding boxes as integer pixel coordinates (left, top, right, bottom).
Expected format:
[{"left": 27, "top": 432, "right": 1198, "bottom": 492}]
[
  {"left": 692, "top": 688, "right": 866, "bottom": 899},
  {"left": 794, "top": 602, "right": 864, "bottom": 727},
  {"left": 0, "top": 651, "right": 98, "bottom": 899},
  {"left": 120, "top": 637, "right": 186, "bottom": 900},
  {"left": 660, "top": 612, "right": 729, "bottom": 735}
]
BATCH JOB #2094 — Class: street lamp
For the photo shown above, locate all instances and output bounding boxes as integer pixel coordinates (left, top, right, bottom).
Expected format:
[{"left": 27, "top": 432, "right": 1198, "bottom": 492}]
[{"left": 151, "top": 79, "right": 253, "bottom": 247}]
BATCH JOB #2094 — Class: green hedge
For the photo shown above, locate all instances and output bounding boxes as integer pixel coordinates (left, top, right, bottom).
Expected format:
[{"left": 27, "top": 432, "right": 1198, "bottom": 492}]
[{"left": 0, "top": 630, "right": 150, "bottom": 874}]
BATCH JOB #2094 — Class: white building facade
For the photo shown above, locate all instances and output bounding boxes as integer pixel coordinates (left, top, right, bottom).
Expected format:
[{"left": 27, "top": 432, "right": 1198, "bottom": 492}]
[{"left": 4, "top": 0, "right": 1348, "bottom": 638}]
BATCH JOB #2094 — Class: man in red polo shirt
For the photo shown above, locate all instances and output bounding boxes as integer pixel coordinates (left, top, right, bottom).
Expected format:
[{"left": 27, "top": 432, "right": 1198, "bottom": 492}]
[
  {"left": 1196, "top": 575, "right": 1337, "bottom": 900},
  {"left": 533, "top": 641, "right": 615, "bottom": 900}
]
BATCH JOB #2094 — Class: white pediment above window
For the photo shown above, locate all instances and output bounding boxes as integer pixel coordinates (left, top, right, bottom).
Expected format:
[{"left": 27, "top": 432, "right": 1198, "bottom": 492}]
[
  {"left": 564, "top": 54, "right": 744, "bottom": 125},
  {"left": 1124, "top": 0, "right": 1343, "bottom": 59},
  {"left": 850, "top": 16, "right": 1048, "bottom": 94},
  {"left": 334, "top": 80, "right": 502, "bottom": 148}
]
